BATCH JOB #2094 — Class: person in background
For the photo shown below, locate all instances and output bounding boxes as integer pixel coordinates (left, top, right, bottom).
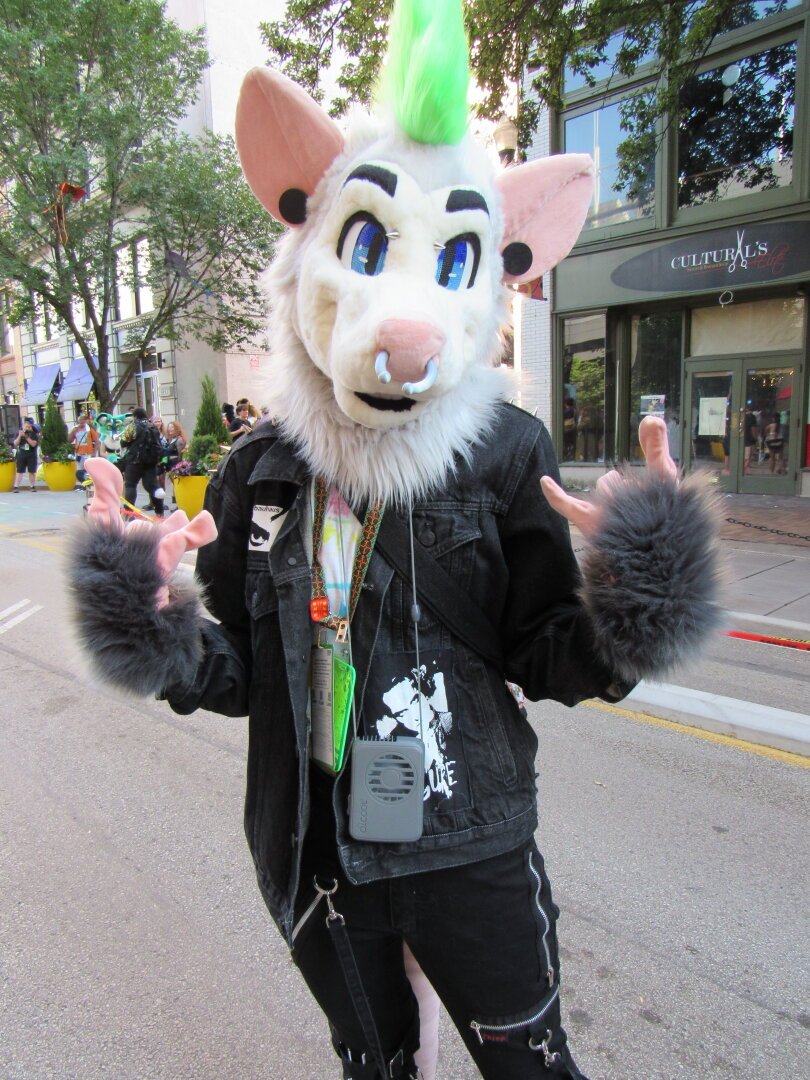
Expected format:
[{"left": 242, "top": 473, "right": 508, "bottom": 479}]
[
  {"left": 236, "top": 397, "right": 260, "bottom": 423},
  {"left": 259, "top": 404, "right": 271, "bottom": 422},
  {"left": 165, "top": 420, "right": 189, "bottom": 506},
  {"left": 228, "top": 402, "right": 253, "bottom": 442},
  {"left": 764, "top": 413, "right": 786, "bottom": 475},
  {"left": 69, "top": 414, "right": 100, "bottom": 488},
  {"left": 120, "top": 407, "right": 164, "bottom": 517},
  {"left": 742, "top": 404, "right": 758, "bottom": 475},
  {"left": 222, "top": 402, "right": 236, "bottom": 428},
  {"left": 12, "top": 417, "right": 40, "bottom": 492},
  {"left": 148, "top": 416, "right": 170, "bottom": 510},
  {"left": 165, "top": 420, "right": 189, "bottom": 472}
]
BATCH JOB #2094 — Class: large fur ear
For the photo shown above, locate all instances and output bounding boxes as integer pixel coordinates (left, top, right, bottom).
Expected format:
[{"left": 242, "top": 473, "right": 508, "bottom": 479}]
[
  {"left": 235, "top": 67, "right": 345, "bottom": 227},
  {"left": 497, "top": 154, "right": 594, "bottom": 284}
]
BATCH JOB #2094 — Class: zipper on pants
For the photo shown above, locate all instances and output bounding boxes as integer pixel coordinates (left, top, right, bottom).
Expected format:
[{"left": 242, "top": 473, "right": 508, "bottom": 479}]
[
  {"left": 470, "top": 982, "right": 560, "bottom": 1045},
  {"left": 528, "top": 851, "right": 555, "bottom": 986}
]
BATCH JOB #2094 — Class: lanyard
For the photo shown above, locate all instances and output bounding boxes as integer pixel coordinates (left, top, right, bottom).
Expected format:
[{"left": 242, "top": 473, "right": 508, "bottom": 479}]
[{"left": 310, "top": 476, "right": 383, "bottom": 634}]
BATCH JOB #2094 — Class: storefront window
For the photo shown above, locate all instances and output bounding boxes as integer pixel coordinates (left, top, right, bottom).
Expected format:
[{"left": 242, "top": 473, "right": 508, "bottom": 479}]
[
  {"left": 690, "top": 297, "right": 805, "bottom": 355},
  {"left": 677, "top": 40, "right": 796, "bottom": 209},
  {"left": 564, "top": 98, "right": 655, "bottom": 229},
  {"left": 629, "top": 313, "right": 682, "bottom": 462},
  {"left": 720, "top": 1, "right": 802, "bottom": 33},
  {"left": 564, "top": 31, "right": 655, "bottom": 94},
  {"left": 562, "top": 314, "right": 609, "bottom": 463}
]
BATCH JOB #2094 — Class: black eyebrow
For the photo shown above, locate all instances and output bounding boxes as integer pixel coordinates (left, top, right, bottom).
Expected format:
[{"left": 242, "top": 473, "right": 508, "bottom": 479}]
[
  {"left": 446, "top": 189, "right": 489, "bottom": 215},
  {"left": 344, "top": 165, "right": 398, "bottom": 197}
]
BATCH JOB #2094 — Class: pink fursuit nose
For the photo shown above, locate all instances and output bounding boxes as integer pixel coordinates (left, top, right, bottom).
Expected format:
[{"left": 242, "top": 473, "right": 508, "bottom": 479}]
[{"left": 374, "top": 319, "right": 445, "bottom": 395}]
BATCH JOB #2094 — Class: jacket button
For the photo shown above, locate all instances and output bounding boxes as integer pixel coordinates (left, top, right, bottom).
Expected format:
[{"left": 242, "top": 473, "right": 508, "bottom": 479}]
[
  {"left": 287, "top": 556, "right": 297, "bottom": 566},
  {"left": 420, "top": 529, "right": 436, "bottom": 547}
]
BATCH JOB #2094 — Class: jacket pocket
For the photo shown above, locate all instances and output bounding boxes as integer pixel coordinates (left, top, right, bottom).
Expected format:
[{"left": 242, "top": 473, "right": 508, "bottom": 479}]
[
  {"left": 468, "top": 658, "right": 518, "bottom": 787},
  {"left": 246, "top": 571, "right": 279, "bottom": 620},
  {"left": 397, "top": 510, "right": 482, "bottom": 636}
]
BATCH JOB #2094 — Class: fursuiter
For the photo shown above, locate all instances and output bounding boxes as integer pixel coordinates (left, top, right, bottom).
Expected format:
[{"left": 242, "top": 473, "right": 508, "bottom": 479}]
[{"left": 67, "top": 1, "right": 722, "bottom": 1078}]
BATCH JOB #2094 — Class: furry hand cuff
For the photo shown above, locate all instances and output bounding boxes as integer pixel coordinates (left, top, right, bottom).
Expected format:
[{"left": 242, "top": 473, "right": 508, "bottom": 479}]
[
  {"left": 67, "top": 520, "right": 205, "bottom": 697},
  {"left": 581, "top": 471, "right": 723, "bottom": 684}
]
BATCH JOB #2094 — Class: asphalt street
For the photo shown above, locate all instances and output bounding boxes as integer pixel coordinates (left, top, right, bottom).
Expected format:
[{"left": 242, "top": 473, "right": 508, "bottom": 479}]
[{"left": 1, "top": 490, "right": 808, "bottom": 1079}]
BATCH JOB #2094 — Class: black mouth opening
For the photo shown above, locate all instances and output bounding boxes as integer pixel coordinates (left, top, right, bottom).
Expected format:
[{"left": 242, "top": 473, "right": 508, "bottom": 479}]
[{"left": 355, "top": 393, "right": 416, "bottom": 412}]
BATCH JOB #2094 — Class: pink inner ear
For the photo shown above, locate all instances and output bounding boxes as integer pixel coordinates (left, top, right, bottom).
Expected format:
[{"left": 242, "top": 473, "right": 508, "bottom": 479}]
[
  {"left": 498, "top": 154, "right": 594, "bottom": 284},
  {"left": 235, "top": 67, "right": 345, "bottom": 226}
]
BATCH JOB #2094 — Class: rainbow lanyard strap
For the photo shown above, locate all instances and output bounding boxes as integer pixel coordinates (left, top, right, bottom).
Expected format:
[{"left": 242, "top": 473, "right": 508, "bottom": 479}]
[{"left": 310, "top": 476, "right": 384, "bottom": 633}]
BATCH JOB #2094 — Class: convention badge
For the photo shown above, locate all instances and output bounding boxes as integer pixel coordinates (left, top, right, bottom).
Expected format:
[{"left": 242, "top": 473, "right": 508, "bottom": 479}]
[
  {"left": 331, "top": 653, "right": 356, "bottom": 774},
  {"left": 310, "top": 644, "right": 335, "bottom": 771}
]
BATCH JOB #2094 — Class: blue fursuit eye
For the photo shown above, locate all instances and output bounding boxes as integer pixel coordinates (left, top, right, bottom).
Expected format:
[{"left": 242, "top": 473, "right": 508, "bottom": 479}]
[
  {"left": 337, "top": 213, "right": 388, "bottom": 276},
  {"left": 435, "top": 233, "right": 480, "bottom": 290}
]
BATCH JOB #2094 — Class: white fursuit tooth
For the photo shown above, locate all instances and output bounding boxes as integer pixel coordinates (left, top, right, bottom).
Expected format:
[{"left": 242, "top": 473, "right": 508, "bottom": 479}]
[{"left": 375, "top": 351, "right": 392, "bottom": 384}]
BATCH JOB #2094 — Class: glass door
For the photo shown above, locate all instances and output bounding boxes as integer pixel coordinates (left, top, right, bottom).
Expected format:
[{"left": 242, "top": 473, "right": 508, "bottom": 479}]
[
  {"left": 739, "top": 364, "right": 795, "bottom": 495},
  {"left": 685, "top": 362, "right": 735, "bottom": 490},
  {"left": 685, "top": 357, "right": 798, "bottom": 494},
  {"left": 136, "top": 371, "right": 159, "bottom": 417}
]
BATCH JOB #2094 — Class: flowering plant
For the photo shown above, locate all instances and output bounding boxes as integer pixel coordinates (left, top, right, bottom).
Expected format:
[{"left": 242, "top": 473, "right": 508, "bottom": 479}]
[
  {"left": 170, "top": 434, "right": 229, "bottom": 477},
  {"left": 170, "top": 459, "right": 203, "bottom": 477},
  {"left": 0, "top": 442, "right": 15, "bottom": 464}
]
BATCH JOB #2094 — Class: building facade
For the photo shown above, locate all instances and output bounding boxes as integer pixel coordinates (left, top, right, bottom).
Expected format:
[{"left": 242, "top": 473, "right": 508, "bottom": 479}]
[{"left": 522, "top": 0, "right": 810, "bottom": 496}]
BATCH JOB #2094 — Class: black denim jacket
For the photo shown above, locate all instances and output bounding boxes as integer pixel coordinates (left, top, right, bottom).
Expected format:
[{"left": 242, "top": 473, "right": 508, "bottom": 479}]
[{"left": 166, "top": 403, "right": 623, "bottom": 944}]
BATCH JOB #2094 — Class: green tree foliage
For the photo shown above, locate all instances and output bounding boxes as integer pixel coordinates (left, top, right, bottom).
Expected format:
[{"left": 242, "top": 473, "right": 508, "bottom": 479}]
[
  {"left": 193, "top": 374, "right": 229, "bottom": 443},
  {"left": 260, "top": 0, "right": 790, "bottom": 157},
  {"left": 0, "top": 0, "right": 280, "bottom": 411},
  {"left": 40, "top": 393, "right": 70, "bottom": 459}
]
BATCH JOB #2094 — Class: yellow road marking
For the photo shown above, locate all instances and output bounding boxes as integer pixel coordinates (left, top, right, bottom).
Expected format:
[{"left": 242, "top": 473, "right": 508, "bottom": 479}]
[
  {"left": 582, "top": 699, "right": 810, "bottom": 768},
  {"left": 0, "top": 525, "right": 66, "bottom": 555}
]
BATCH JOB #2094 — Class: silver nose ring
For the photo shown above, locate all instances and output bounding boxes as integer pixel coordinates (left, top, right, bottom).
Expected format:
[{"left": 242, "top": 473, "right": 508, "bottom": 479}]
[{"left": 403, "top": 358, "right": 439, "bottom": 396}]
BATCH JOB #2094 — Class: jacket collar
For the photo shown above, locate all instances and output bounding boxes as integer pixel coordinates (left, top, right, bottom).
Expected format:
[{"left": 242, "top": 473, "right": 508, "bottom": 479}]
[{"left": 245, "top": 429, "right": 311, "bottom": 488}]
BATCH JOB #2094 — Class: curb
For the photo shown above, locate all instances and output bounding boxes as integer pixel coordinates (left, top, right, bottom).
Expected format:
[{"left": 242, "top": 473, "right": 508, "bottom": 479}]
[{"left": 623, "top": 681, "right": 810, "bottom": 758}]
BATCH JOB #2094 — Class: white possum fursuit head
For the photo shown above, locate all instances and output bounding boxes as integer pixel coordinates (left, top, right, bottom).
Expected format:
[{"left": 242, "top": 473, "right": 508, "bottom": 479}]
[{"left": 235, "top": 31, "right": 594, "bottom": 508}]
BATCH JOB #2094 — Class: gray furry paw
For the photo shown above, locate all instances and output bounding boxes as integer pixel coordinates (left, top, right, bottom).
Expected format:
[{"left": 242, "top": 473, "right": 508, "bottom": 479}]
[
  {"left": 581, "top": 470, "right": 723, "bottom": 683},
  {"left": 66, "top": 519, "right": 204, "bottom": 697}
]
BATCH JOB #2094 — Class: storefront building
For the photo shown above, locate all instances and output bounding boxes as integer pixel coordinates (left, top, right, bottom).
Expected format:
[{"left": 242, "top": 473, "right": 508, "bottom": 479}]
[{"left": 546, "top": 1, "right": 810, "bottom": 495}]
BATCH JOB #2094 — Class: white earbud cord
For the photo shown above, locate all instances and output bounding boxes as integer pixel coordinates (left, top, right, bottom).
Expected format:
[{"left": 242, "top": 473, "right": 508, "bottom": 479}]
[{"left": 407, "top": 503, "right": 424, "bottom": 737}]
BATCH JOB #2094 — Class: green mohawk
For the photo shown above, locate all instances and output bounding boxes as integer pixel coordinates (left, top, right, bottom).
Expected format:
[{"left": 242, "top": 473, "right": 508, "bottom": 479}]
[{"left": 379, "top": 0, "right": 470, "bottom": 145}]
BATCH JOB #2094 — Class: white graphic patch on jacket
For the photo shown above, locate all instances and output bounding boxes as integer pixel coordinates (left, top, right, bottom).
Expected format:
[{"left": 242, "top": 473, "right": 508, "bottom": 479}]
[
  {"left": 249, "top": 504, "right": 288, "bottom": 552},
  {"left": 373, "top": 660, "right": 460, "bottom": 805}
]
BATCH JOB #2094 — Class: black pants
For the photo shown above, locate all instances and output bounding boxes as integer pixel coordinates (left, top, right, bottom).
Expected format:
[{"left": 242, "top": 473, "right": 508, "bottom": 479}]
[
  {"left": 124, "top": 462, "right": 163, "bottom": 516},
  {"left": 292, "top": 838, "right": 587, "bottom": 1079}
]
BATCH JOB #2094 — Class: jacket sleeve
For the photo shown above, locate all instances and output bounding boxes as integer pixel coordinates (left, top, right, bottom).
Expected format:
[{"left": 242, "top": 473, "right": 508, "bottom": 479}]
[
  {"left": 161, "top": 460, "right": 254, "bottom": 718},
  {"left": 500, "top": 423, "right": 722, "bottom": 703},
  {"left": 66, "top": 458, "right": 252, "bottom": 718},
  {"left": 499, "top": 425, "right": 626, "bottom": 707}
]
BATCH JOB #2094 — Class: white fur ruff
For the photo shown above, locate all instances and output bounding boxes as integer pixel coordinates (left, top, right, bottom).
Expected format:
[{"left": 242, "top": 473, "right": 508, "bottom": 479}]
[{"left": 272, "top": 332, "right": 510, "bottom": 507}]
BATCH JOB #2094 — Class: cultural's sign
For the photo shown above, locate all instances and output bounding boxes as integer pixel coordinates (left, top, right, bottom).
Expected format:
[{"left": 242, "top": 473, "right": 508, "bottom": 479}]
[{"left": 611, "top": 221, "right": 810, "bottom": 292}]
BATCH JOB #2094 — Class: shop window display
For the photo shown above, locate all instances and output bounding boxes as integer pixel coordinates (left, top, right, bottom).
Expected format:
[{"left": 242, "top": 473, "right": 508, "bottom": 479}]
[
  {"left": 629, "top": 313, "right": 682, "bottom": 462},
  {"left": 562, "top": 313, "right": 612, "bottom": 463}
]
